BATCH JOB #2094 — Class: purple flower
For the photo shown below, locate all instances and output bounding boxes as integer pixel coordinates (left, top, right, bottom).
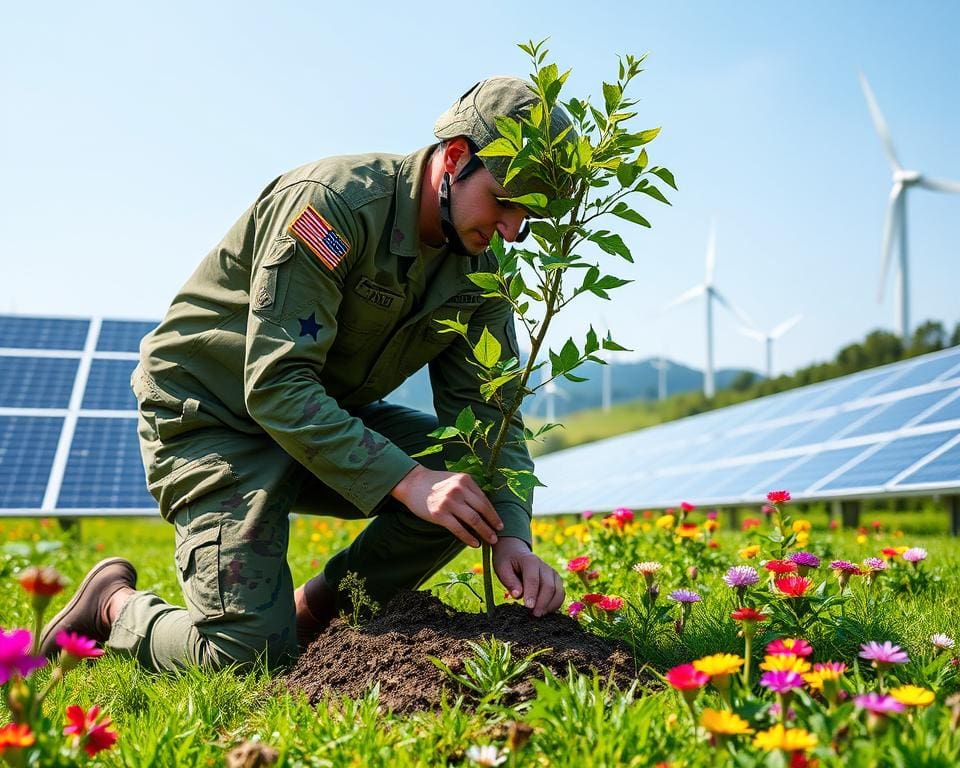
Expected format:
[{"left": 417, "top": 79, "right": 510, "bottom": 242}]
[
  {"left": 859, "top": 641, "right": 909, "bottom": 666},
  {"left": 830, "top": 560, "right": 860, "bottom": 573},
  {"left": 0, "top": 628, "right": 47, "bottom": 684},
  {"left": 902, "top": 547, "right": 927, "bottom": 563},
  {"left": 723, "top": 565, "right": 759, "bottom": 589},
  {"left": 788, "top": 551, "right": 820, "bottom": 569},
  {"left": 855, "top": 692, "right": 906, "bottom": 715},
  {"left": 669, "top": 589, "right": 702, "bottom": 604},
  {"left": 760, "top": 670, "right": 804, "bottom": 693},
  {"left": 862, "top": 557, "right": 886, "bottom": 571}
]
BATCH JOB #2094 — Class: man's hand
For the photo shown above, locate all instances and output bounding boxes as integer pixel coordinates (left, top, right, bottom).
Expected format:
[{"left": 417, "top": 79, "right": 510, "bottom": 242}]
[
  {"left": 391, "top": 465, "right": 503, "bottom": 548},
  {"left": 493, "top": 537, "right": 564, "bottom": 618}
]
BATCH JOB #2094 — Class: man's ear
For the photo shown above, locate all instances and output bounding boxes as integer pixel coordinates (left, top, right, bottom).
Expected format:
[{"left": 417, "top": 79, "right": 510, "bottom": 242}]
[{"left": 442, "top": 137, "right": 471, "bottom": 176}]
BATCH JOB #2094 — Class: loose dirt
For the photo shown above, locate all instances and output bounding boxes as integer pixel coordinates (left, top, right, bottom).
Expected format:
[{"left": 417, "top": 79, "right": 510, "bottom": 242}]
[{"left": 284, "top": 590, "right": 639, "bottom": 714}]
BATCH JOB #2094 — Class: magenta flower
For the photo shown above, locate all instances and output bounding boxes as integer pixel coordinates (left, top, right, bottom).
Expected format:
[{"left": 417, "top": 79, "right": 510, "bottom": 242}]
[
  {"left": 788, "top": 551, "right": 820, "bottom": 569},
  {"left": 56, "top": 631, "right": 105, "bottom": 670},
  {"left": 855, "top": 692, "right": 906, "bottom": 714},
  {"left": 860, "top": 641, "right": 909, "bottom": 666},
  {"left": 669, "top": 589, "right": 702, "bottom": 604},
  {"left": 830, "top": 560, "right": 861, "bottom": 573},
  {"left": 0, "top": 628, "right": 46, "bottom": 684},
  {"left": 766, "top": 637, "right": 814, "bottom": 658},
  {"left": 902, "top": 547, "right": 927, "bottom": 564},
  {"left": 760, "top": 670, "right": 804, "bottom": 693},
  {"left": 723, "top": 565, "right": 759, "bottom": 589},
  {"left": 567, "top": 601, "right": 586, "bottom": 618}
]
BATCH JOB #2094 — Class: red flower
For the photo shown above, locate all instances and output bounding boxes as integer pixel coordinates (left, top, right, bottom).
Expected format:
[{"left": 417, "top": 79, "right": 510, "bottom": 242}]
[
  {"left": 680, "top": 501, "right": 696, "bottom": 512},
  {"left": 708, "top": 540, "right": 719, "bottom": 549},
  {"left": 765, "top": 560, "right": 798, "bottom": 575},
  {"left": 607, "top": 507, "right": 634, "bottom": 526},
  {"left": 775, "top": 576, "right": 813, "bottom": 598},
  {"left": 766, "top": 490, "right": 792, "bottom": 504},
  {"left": 17, "top": 566, "right": 65, "bottom": 596},
  {"left": 566, "top": 556, "right": 590, "bottom": 573},
  {"left": 731, "top": 607, "right": 768, "bottom": 623},
  {"left": 741, "top": 517, "right": 762, "bottom": 531},
  {"left": 583, "top": 593, "right": 605, "bottom": 605},
  {"left": 598, "top": 596, "right": 624, "bottom": 612},
  {"left": 63, "top": 705, "right": 119, "bottom": 757},
  {"left": 0, "top": 722, "right": 35, "bottom": 749},
  {"left": 665, "top": 663, "right": 709, "bottom": 690},
  {"left": 881, "top": 547, "right": 899, "bottom": 559}
]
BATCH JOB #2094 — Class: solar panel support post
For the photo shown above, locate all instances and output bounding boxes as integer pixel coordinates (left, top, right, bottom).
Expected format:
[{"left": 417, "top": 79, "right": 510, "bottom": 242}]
[
  {"left": 950, "top": 496, "right": 960, "bottom": 537},
  {"left": 726, "top": 506, "right": 740, "bottom": 531},
  {"left": 839, "top": 500, "right": 861, "bottom": 530}
]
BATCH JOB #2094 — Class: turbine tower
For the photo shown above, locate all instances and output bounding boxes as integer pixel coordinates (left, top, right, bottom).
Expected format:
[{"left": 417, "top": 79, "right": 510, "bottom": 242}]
[
  {"left": 738, "top": 314, "right": 802, "bottom": 379},
  {"left": 663, "top": 223, "right": 754, "bottom": 398},
  {"left": 860, "top": 73, "right": 960, "bottom": 340}
]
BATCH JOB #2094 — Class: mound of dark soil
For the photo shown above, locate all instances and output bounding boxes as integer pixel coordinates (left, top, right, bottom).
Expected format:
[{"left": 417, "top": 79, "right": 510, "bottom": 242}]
[{"left": 284, "top": 590, "right": 638, "bottom": 714}]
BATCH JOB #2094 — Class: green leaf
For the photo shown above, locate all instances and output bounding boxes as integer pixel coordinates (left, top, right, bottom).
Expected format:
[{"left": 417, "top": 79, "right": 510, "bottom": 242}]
[
  {"left": 585, "top": 326, "right": 599, "bottom": 355},
  {"left": 455, "top": 406, "right": 477, "bottom": 435},
  {"left": 559, "top": 337, "right": 579, "bottom": 369},
  {"left": 477, "top": 138, "right": 518, "bottom": 159},
  {"left": 602, "top": 334, "right": 630, "bottom": 352},
  {"left": 508, "top": 273, "right": 524, "bottom": 301},
  {"left": 480, "top": 371, "right": 521, "bottom": 401},
  {"left": 506, "top": 192, "right": 548, "bottom": 210},
  {"left": 563, "top": 372, "right": 588, "bottom": 383},
  {"left": 411, "top": 444, "right": 444, "bottom": 458},
  {"left": 433, "top": 317, "right": 469, "bottom": 339},
  {"left": 637, "top": 127, "right": 661, "bottom": 144},
  {"left": 547, "top": 197, "right": 577, "bottom": 218},
  {"left": 589, "top": 231, "right": 633, "bottom": 262},
  {"left": 595, "top": 274, "right": 632, "bottom": 290},
  {"left": 501, "top": 468, "right": 546, "bottom": 501},
  {"left": 637, "top": 148, "right": 649, "bottom": 169},
  {"left": 639, "top": 183, "right": 671, "bottom": 205},
  {"left": 472, "top": 326, "right": 502, "bottom": 368},
  {"left": 602, "top": 81, "right": 621, "bottom": 115},
  {"left": 611, "top": 202, "right": 651, "bottom": 228},
  {"left": 615, "top": 162, "right": 639, "bottom": 187},
  {"left": 427, "top": 426, "right": 461, "bottom": 440},
  {"left": 651, "top": 166, "right": 678, "bottom": 190},
  {"left": 494, "top": 115, "right": 522, "bottom": 149},
  {"left": 466, "top": 272, "right": 501, "bottom": 291}
]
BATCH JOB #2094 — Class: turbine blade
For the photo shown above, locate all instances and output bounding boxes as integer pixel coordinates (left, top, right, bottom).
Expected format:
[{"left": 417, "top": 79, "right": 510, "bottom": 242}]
[
  {"left": 662, "top": 283, "right": 705, "bottom": 312},
  {"left": 705, "top": 221, "right": 717, "bottom": 285},
  {"left": 737, "top": 325, "right": 767, "bottom": 342},
  {"left": 878, "top": 182, "right": 903, "bottom": 302},
  {"left": 770, "top": 314, "right": 803, "bottom": 339},
  {"left": 711, "top": 287, "right": 755, "bottom": 329},
  {"left": 859, "top": 72, "right": 902, "bottom": 171},
  {"left": 918, "top": 176, "right": 960, "bottom": 194}
]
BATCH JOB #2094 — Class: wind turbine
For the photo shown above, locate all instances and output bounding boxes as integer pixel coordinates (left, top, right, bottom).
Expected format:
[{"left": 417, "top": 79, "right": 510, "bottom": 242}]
[
  {"left": 537, "top": 367, "right": 570, "bottom": 421},
  {"left": 860, "top": 73, "right": 960, "bottom": 340},
  {"left": 663, "top": 222, "right": 755, "bottom": 398},
  {"left": 738, "top": 314, "right": 803, "bottom": 379}
]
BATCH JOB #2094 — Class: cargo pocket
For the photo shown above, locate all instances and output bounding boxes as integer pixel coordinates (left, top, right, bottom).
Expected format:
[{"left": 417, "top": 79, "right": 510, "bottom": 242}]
[
  {"left": 149, "top": 452, "right": 237, "bottom": 520},
  {"left": 175, "top": 523, "right": 225, "bottom": 624},
  {"left": 251, "top": 236, "right": 296, "bottom": 318}
]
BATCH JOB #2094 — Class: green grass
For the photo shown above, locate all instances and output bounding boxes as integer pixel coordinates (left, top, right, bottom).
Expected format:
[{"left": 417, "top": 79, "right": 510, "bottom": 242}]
[{"left": 2, "top": 507, "right": 960, "bottom": 766}]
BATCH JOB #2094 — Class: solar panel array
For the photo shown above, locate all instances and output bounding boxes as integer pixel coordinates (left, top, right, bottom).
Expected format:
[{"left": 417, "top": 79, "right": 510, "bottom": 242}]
[
  {"left": 533, "top": 346, "right": 960, "bottom": 515},
  {"left": 0, "top": 315, "right": 158, "bottom": 515}
]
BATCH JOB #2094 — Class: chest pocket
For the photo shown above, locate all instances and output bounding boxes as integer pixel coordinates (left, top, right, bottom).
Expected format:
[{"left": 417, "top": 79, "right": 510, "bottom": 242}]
[
  {"left": 332, "top": 278, "right": 404, "bottom": 356},
  {"left": 251, "top": 236, "right": 296, "bottom": 319},
  {"left": 423, "top": 294, "right": 483, "bottom": 345}
]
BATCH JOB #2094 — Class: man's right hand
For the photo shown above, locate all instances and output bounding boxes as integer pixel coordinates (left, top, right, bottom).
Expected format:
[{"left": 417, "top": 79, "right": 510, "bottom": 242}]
[{"left": 390, "top": 465, "right": 503, "bottom": 548}]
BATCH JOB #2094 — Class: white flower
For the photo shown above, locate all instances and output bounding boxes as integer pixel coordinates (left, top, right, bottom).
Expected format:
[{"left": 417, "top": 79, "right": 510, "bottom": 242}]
[
  {"left": 465, "top": 745, "right": 507, "bottom": 767},
  {"left": 931, "top": 633, "right": 955, "bottom": 651}
]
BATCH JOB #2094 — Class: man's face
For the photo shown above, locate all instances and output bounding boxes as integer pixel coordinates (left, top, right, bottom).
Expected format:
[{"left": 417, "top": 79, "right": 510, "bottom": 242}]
[{"left": 450, "top": 162, "right": 529, "bottom": 256}]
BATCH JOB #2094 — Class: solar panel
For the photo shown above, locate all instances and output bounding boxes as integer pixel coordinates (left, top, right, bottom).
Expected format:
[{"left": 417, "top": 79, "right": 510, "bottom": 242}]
[
  {"left": 534, "top": 346, "right": 960, "bottom": 514},
  {"left": 0, "top": 315, "right": 155, "bottom": 515}
]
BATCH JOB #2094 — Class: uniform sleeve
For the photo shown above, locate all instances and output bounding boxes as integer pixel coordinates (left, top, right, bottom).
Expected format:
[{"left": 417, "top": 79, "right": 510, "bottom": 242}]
[
  {"left": 243, "top": 182, "right": 417, "bottom": 514},
  {"left": 427, "top": 295, "right": 535, "bottom": 546}
]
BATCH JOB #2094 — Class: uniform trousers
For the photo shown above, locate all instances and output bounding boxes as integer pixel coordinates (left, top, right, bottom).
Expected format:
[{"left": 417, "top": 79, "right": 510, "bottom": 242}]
[{"left": 108, "top": 398, "right": 461, "bottom": 672}]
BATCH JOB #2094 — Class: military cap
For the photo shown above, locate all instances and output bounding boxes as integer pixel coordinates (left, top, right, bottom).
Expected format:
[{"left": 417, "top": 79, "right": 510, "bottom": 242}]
[{"left": 434, "top": 76, "right": 573, "bottom": 201}]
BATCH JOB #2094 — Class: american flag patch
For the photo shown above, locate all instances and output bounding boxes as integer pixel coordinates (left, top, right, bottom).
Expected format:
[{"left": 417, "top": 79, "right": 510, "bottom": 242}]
[{"left": 288, "top": 205, "right": 351, "bottom": 270}]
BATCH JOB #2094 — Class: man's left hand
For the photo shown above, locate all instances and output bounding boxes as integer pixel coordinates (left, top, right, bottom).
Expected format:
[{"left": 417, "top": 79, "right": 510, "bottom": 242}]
[{"left": 492, "top": 537, "right": 565, "bottom": 618}]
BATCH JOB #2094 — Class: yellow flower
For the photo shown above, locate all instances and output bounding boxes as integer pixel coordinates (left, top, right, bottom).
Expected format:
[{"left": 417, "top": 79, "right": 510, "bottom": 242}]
[
  {"left": 700, "top": 708, "right": 754, "bottom": 735},
  {"left": 895, "top": 545, "right": 910, "bottom": 554},
  {"left": 655, "top": 514, "right": 676, "bottom": 530},
  {"left": 857, "top": 534, "right": 868, "bottom": 545},
  {"left": 890, "top": 685, "right": 935, "bottom": 707},
  {"left": 693, "top": 653, "right": 745, "bottom": 677},
  {"left": 753, "top": 724, "right": 818, "bottom": 752},
  {"left": 795, "top": 531, "right": 810, "bottom": 547},
  {"left": 792, "top": 519, "right": 812, "bottom": 533},
  {"left": 760, "top": 655, "right": 811, "bottom": 675},
  {"left": 553, "top": 534, "right": 565, "bottom": 546},
  {"left": 704, "top": 519, "right": 719, "bottom": 533},
  {"left": 676, "top": 524, "right": 701, "bottom": 540},
  {"left": 310, "top": 532, "right": 321, "bottom": 543},
  {"left": 802, "top": 667, "right": 845, "bottom": 692},
  {"left": 739, "top": 544, "right": 761, "bottom": 559}
]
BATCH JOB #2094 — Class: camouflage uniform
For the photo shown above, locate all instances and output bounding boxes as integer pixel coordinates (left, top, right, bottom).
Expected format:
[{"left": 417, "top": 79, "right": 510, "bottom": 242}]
[{"left": 111, "top": 143, "right": 534, "bottom": 671}]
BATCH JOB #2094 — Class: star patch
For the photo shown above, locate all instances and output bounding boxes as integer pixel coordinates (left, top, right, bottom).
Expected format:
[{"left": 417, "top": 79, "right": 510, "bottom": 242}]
[
  {"left": 298, "top": 312, "right": 322, "bottom": 341},
  {"left": 289, "top": 205, "right": 350, "bottom": 270}
]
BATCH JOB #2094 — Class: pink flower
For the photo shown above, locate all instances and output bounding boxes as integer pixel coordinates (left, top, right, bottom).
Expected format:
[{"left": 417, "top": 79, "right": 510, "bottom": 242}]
[
  {"left": 859, "top": 641, "right": 909, "bottom": 666},
  {"left": 566, "top": 556, "right": 591, "bottom": 573},
  {"left": 567, "top": 601, "right": 586, "bottom": 618},
  {"left": 0, "top": 628, "right": 46, "bottom": 684},
  {"left": 766, "top": 490, "right": 791, "bottom": 504},
  {"left": 665, "top": 663, "right": 710, "bottom": 691},
  {"left": 606, "top": 507, "right": 634, "bottom": 527},
  {"left": 56, "top": 631, "right": 105, "bottom": 670},
  {"left": 855, "top": 692, "right": 905, "bottom": 715},
  {"left": 63, "top": 704, "right": 119, "bottom": 757},
  {"left": 766, "top": 638, "right": 814, "bottom": 658},
  {"left": 902, "top": 547, "right": 927, "bottom": 564},
  {"left": 760, "top": 670, "right": 804, "bottom": 693},
  {"left": 774, "top": 576, "right": 813, "bottom": 598}
]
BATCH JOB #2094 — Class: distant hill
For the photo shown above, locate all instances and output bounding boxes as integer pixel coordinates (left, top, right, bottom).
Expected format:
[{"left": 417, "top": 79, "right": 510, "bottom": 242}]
[{"left": 386, "top": 358, "right": 755, "bottom": 417}]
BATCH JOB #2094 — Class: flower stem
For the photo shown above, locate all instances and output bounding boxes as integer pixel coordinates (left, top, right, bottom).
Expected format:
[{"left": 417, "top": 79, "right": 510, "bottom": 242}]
[{"left": 482, "top": 543, "right": 495, "bottom": 618}]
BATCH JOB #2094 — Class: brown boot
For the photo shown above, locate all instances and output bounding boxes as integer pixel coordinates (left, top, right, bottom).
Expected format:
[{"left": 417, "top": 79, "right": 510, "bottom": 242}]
[{"left": 37, "top": 557, "right": 137, "bottom": 658}]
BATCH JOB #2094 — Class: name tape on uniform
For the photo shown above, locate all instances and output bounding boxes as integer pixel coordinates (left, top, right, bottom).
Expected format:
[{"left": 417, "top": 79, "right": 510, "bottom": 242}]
[{"left": 289, "top": 205, "right": 351, "bottom": 270}]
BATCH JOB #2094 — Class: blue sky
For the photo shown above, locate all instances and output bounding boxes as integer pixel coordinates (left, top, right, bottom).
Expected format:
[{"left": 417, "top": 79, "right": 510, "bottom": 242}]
[{"left": 2, "top": 1, "right": 958, "bottom": 377}]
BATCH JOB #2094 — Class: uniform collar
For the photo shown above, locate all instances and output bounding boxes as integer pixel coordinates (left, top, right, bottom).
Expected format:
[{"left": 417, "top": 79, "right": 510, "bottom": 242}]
[{"left": 390, "top": 144, "right": 437, "bottom": 259}]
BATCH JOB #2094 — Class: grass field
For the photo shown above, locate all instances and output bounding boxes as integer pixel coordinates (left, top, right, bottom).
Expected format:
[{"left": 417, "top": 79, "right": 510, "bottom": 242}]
[{"left": 2, "top": 499, "right": 959, "bottom": 766}]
